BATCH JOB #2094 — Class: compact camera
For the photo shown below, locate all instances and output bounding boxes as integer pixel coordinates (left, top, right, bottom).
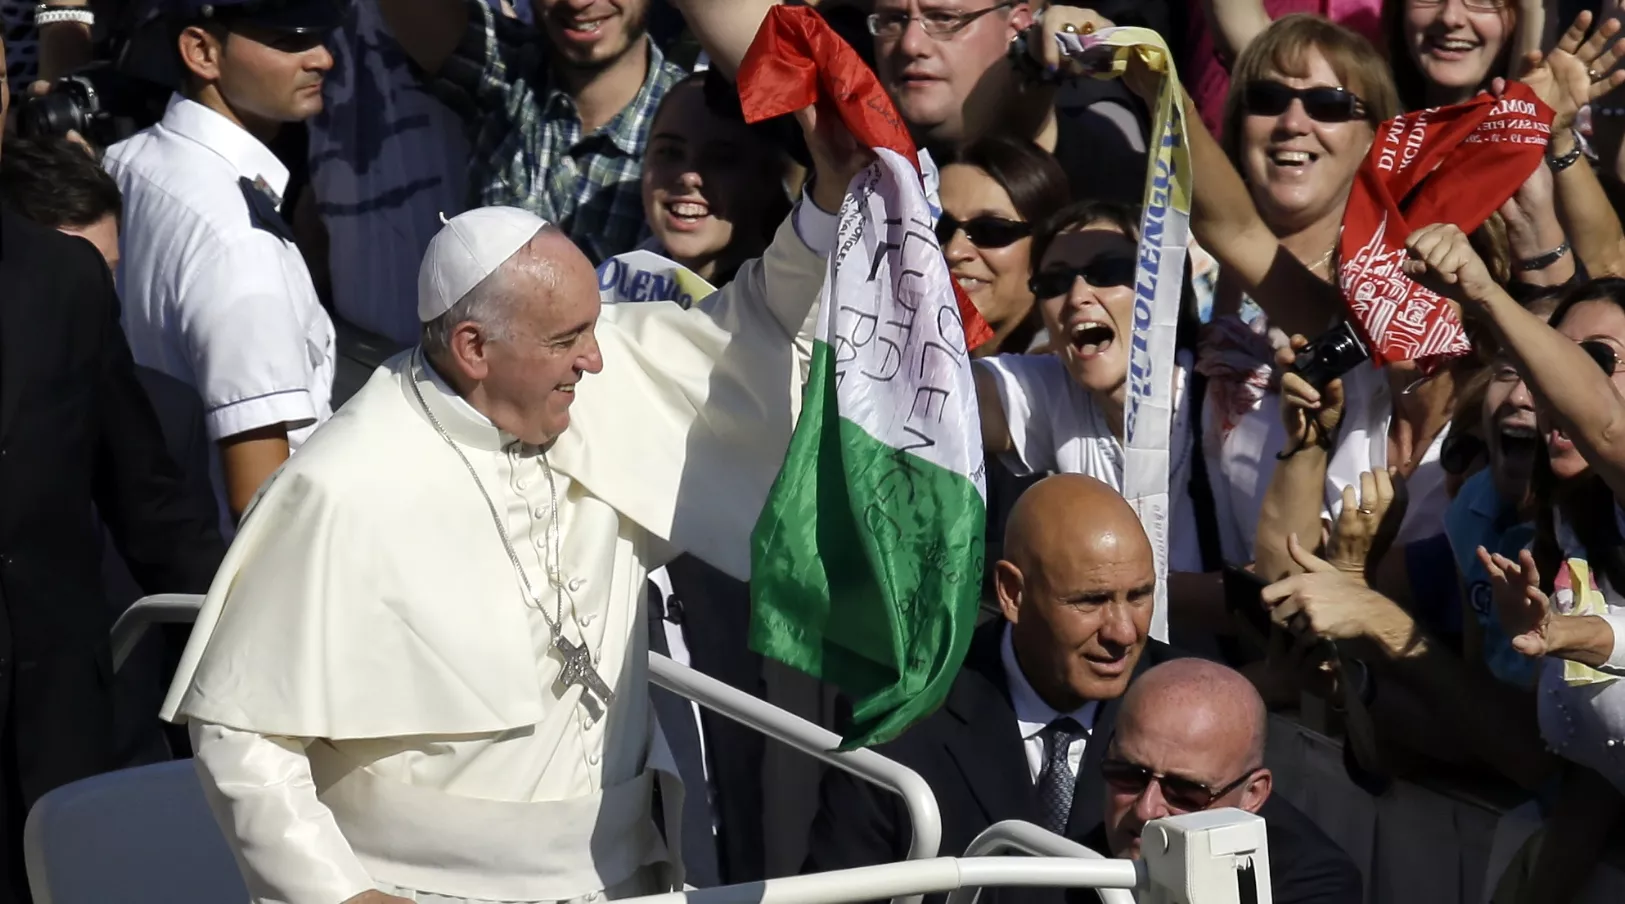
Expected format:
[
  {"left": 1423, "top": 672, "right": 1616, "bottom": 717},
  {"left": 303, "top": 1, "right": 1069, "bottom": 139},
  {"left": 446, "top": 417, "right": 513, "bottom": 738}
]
[{"left": 1291, "top": 320, "right": 1370, "bottom": 389}]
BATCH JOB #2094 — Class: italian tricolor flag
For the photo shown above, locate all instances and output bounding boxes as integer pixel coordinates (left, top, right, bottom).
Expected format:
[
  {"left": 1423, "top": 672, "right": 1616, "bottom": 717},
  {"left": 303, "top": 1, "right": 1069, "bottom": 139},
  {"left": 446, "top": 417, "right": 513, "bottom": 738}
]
[{"left": 739, "top": 8, "right": 993, "bottom": 749}]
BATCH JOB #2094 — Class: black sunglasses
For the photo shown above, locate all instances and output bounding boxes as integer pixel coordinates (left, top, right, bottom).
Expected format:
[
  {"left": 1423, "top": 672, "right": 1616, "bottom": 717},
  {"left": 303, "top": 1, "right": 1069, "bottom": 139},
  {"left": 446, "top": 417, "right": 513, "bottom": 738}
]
[
  {"left": 935, "top": 213, "right": 1032, "bottom": 249},
  {"left": 1100, "top": 757, "right": 1260, "bottom": 812},
  {"left": 1028, "top": 256, "right": 1138, "bottom": 299},
  {"left": 1581, "top": 339, "right": 1624, "bottom": 376},
  {"left": 1242, "top": 80, "right": 1370, "bottom": 123}
]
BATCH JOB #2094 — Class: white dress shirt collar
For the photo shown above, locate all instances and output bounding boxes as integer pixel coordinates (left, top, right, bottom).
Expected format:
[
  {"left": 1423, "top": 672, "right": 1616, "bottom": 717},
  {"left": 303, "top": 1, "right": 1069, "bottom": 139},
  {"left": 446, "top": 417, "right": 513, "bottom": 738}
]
[
  {"left": 161, "top": 94, "right": 292, "bottom": 205},
  {"left": 409, "top": 348, "right": 518, "bottom": 453},
  {"left": 1000, "top": 623, "right": 1099, "bottom": 742}
]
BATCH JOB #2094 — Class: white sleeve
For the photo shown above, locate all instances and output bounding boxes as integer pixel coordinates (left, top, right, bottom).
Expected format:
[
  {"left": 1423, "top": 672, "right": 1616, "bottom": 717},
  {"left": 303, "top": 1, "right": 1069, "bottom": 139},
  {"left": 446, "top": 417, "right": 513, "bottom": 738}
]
[
  {"left": 179, "top": 235, "right": 320, "bottom": 441},
  {"left": 189, "top": 722, "right": 376, "bottom": 904},
  {"left": 977, "top": 355, "right": 1062, "bottom": 476}
]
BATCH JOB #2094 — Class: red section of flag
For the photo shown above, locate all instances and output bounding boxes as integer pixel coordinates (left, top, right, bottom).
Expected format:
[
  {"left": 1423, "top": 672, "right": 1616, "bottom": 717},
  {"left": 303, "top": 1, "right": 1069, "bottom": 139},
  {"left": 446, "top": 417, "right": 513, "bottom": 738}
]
[
  {"left": 736, "top": 6, "right": 994, "bottom": 351},
  {"left": 1339, "top": 82, "right": 1552, "bottom": 367}
]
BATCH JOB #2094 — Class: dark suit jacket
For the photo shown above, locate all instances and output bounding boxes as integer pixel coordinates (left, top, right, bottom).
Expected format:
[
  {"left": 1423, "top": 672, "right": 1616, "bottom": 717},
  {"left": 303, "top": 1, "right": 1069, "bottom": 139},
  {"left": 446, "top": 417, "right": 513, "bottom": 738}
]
[
  {"left": 803, "top": 621, "right": 1361, "bottom": 904},
  {"left": 0, "top": 206, "right": 224, "bottom": 809}
]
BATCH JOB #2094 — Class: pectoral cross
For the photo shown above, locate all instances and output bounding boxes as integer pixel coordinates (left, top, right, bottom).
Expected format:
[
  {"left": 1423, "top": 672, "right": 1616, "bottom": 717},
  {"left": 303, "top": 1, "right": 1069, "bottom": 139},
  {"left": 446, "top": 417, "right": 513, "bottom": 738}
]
[{"left": 555, "top": 635, "right": 616, "bottom": 705}]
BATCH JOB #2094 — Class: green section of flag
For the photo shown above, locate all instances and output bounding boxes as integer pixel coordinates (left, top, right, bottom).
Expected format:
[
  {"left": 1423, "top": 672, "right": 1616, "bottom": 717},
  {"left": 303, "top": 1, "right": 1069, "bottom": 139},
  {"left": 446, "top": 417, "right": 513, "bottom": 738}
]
[{"left": 750, "top": 341, "right": 987, "bottom": 749}]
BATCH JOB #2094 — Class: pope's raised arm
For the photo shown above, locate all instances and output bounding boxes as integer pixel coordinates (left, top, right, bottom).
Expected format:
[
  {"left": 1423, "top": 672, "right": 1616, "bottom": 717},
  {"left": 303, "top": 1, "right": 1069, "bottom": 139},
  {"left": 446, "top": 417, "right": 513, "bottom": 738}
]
[{"left": 163, "top": 105, "right": 870, "bottom": 904}]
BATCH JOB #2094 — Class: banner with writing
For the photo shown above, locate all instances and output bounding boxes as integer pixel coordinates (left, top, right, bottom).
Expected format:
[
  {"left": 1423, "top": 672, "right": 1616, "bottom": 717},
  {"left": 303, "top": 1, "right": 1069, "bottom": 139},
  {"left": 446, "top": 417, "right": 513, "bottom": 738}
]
[
  {"left": 596, "top": 248, "right": 717, "bottom": 309},
  {"left": 1057, "top": 27, "right": 1191, "bottom": 643}
]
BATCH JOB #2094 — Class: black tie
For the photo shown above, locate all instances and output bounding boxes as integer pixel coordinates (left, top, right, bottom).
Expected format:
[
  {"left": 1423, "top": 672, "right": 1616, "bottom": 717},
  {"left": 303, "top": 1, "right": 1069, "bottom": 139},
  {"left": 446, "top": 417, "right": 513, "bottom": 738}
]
[
  {"left": 1036, "top": 716, "right": 1086, "bottom": 834},
  {"left": 647, "top": 581, "right": 721, "bottom": 887}
]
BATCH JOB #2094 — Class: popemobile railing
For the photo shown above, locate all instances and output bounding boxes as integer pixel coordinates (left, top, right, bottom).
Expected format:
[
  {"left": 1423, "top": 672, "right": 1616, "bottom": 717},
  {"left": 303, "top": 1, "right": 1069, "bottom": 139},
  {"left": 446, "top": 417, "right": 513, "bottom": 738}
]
[{"left": 102, "top": 595, "right": 1273, "bottom": 904}]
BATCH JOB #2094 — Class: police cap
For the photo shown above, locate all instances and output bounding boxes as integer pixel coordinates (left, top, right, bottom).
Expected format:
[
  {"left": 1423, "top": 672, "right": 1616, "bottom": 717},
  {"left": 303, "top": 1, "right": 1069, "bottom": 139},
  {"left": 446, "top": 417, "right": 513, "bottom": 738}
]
[{"left": 168, "top": 0, "right": 346, "bottom": 34}]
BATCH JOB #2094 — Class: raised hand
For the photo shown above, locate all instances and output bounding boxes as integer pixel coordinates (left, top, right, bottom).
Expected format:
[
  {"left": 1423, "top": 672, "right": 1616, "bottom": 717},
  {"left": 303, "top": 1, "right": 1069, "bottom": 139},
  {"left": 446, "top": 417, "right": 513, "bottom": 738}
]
[
  {"left": 1403, "top": 223, "right": 1503, "bottom": 306},
  {"left": 1514, "top": 10, "right": 1625, "bottom": 132},
  {"left": 1479, "top": 547, "right": 1556, "bottom": 657},
  {"left": 1028, "top": 5, "right": 1116, "bottom": 76},
  {"left": 1326, "top": 469, "right": 1399, "bottom": 577},
  {"left": 794, "top": 103, "right": 875, "bottom": 215}
]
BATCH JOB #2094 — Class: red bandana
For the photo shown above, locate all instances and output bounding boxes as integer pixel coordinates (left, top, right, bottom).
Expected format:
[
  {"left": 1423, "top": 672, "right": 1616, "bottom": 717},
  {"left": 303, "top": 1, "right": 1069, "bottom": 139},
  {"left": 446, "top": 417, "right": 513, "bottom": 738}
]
[
  {"left": 735, "top": 6, "right": 993, "bottom": 349},
  {"left": 1338, "top": 82, "right": 1553, "bottom": 366}
]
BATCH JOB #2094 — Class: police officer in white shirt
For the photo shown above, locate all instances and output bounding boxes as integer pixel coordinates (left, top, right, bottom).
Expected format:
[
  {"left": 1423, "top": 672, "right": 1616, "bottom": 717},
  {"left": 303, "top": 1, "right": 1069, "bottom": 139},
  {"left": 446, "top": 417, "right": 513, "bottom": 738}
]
[{"left": 104, "top": 0, "right": 341, "bottom": 529}]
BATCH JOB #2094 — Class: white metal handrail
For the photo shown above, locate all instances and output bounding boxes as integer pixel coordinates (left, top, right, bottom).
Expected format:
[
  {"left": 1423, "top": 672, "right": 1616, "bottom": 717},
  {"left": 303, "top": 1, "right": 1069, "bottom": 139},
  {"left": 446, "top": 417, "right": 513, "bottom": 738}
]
[
  {"left": 110, "top": 593, "right": 206, "bottom": 672},
  {"left": 648, "top": 652, "right": 942, "bottom": 863},
  {"left": 947, "top": 821, "right": 1140, "bottom": 904},
  {"left": 619, "top": 855, "right": 1140, "bottom": 904}
]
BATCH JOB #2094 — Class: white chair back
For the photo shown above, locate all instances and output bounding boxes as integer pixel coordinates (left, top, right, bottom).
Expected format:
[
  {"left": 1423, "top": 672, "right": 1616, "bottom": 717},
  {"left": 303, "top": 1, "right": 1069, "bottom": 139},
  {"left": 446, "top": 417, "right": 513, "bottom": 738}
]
[{"left": 23, "top": 759, "right": 247, "bottom": 904}]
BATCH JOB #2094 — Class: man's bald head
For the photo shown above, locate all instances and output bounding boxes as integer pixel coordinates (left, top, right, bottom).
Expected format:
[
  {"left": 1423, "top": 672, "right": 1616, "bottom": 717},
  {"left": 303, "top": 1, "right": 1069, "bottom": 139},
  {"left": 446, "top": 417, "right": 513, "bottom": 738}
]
[
  {"left": 995, "top": 475, "right": 1155, "bottom": 712},
  {"left": 423, "top": 224, "right": 604, "bottom": 445},
  {"left": 1103, "top": 659, "right": 1273, "bottom": 859}
]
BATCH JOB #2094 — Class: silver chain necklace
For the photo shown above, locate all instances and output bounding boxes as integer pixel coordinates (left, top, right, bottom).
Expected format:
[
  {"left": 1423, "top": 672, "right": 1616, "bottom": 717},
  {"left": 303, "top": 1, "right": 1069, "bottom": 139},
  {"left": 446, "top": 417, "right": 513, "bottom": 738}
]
[{"left": 407, "top": 352, "right": 616, "bottom": 706}]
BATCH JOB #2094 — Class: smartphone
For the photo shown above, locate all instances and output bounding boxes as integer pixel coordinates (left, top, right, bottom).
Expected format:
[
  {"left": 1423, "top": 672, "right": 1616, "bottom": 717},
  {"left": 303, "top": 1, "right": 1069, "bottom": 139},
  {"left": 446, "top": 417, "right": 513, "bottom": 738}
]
[{"left": 1223, "top": 565, "right": 1274, "bottom": 638}]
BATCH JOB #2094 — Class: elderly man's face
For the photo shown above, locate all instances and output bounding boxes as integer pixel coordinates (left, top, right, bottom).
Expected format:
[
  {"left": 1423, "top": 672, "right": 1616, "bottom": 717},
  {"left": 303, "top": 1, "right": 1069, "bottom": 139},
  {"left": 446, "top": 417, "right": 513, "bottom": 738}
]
[
  {"left": 1002, "top": 523, "right": 1153, "bottom": 710},
  {"left": 482, "top": 239, "right": 604, "bottom": 445},
  {"left": 871, "top": 0, "right": 1028, "bottom": 147},
  {"left": 1103, "top": 697, "right": 1269, "bottom": 859}
]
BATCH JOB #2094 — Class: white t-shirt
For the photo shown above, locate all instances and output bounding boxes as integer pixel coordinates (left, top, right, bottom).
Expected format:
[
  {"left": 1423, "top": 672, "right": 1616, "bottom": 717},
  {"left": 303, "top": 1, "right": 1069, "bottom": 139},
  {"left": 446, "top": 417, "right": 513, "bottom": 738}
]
[
  {"left": 1322, "top": 363, "right": 1450, "bottom": 545},
  {"left": 978, "top": 351, "right": 1205, "bottom": 572}
]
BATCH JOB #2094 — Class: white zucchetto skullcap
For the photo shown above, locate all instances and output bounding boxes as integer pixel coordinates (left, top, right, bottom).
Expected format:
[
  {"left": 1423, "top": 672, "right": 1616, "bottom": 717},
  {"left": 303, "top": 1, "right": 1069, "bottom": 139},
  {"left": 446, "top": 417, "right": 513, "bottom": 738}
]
[{"left": 418, "top": 207, "right": 550, "bottom": 322}]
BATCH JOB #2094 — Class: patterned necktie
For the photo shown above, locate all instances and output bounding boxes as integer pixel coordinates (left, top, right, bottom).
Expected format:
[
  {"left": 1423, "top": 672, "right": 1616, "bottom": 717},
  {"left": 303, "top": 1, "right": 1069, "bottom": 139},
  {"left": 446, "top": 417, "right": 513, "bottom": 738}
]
[{"left": 1036, "top": 716, "right": 1086, "bottom": 834}]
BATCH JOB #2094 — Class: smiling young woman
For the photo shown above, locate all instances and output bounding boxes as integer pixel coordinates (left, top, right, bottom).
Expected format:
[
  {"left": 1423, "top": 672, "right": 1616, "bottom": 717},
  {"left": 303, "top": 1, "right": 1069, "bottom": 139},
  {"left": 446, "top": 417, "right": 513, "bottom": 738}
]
[{"left": 938, "top": 135, "right": 1070, "bottom": 357}]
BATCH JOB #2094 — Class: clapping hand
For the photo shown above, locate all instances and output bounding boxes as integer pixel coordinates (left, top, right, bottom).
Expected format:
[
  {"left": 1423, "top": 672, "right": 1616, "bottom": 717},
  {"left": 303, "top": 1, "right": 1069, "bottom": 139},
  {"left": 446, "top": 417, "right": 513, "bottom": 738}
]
[{"left": 1479, "top": 547, "right": 1557, "bottom": 657}]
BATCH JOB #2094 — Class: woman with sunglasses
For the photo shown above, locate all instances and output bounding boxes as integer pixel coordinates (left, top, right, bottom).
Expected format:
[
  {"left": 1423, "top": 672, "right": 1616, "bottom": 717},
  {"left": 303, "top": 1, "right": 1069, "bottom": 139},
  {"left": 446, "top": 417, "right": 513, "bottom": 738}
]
[
  {"left": 1194, "top": 16, "right": 1406, "bottom": 569},
  {"left": 974, "top": 199, "right": 1209, "bottom": 581},
  {"left": 938, "top": 137, "right": 1071, "bottom": 357}
]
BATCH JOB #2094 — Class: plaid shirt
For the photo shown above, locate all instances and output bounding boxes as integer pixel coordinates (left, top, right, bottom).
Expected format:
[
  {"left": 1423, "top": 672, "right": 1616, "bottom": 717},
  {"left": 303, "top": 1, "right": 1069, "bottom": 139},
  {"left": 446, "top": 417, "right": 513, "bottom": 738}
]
[{"left": 433, "top": 0, "right": 686, "bottom": 264}]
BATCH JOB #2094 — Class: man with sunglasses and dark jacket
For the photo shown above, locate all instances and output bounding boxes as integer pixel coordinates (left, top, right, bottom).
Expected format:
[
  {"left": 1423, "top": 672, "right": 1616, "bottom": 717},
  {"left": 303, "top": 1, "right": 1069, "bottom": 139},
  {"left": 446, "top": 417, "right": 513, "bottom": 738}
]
[
  {"left": 802, "top": 473, "right": 1359, "bottom": 904},
  {"left": 1087, "top": 658, "right": 1361, "bottom": 904}
]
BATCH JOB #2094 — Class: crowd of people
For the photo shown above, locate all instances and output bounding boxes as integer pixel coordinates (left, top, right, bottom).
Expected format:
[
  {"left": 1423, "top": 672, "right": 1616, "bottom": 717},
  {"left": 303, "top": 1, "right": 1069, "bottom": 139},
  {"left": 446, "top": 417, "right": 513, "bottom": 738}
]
[{"left": 7, "top": 0, "right": 1625, "bottom": 901}]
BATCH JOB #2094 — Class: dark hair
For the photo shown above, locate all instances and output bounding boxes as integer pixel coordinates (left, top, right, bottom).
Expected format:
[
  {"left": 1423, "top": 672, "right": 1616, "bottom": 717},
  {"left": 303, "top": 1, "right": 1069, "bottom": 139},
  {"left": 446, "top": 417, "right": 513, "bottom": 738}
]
[
  {"left": 1531, "top": 278, "right": 1625, "bottom": 597},
  {"left": 945, "top": 136, "right": 1072, "bottom": 229},
  {"left": 1030, "top": 198, "right": 1142, "bottom": 272},
  {"left": 0, "top": 136, "right": 124, "bottom": 229}
]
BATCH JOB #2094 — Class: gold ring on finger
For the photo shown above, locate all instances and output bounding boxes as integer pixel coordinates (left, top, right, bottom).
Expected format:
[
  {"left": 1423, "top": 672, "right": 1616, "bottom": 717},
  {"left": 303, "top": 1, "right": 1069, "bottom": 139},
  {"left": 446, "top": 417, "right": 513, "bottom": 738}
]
[
  {"left": 1061, "top": 22, "right": 1079, "bottom": 33},
  {"left": 1357, "top": 506, "right": 1375, "bottom": 515},
  {"left": 1592, "top": 68, "right": 1605, "bottom": 81}
]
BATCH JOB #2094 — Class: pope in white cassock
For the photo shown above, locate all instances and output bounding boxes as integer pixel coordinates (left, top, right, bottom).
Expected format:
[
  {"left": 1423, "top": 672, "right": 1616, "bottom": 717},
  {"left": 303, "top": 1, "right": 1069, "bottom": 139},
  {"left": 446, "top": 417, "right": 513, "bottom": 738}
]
[{"left": 159, "top": 108, "right": 868, "bottom": 904}]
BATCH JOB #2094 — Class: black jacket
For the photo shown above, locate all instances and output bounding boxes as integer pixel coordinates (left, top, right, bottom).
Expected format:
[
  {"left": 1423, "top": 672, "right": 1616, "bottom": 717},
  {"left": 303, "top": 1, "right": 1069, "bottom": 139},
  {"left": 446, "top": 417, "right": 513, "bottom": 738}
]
[
  {"left": 0, "top": 206, "right": 223, "bottom": 809},
  {"left": 803, "top": 621, "right": 1362, "bottom": 904}
]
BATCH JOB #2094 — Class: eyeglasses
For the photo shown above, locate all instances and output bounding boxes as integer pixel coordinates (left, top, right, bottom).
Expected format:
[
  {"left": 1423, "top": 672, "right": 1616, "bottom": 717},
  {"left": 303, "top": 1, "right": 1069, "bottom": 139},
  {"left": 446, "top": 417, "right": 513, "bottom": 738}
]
[
  {"left": 1242, "top": 80, "right": 1370, "bottom": 123},
  {"left": 935, "top": 213, "right": 1032, "bottom": 249},
  {"left": 1409, "top": 0, "right": 1509, "bottom": 12},
  {"left": 1440, "top": 429, "right": 1486, "bottom": 477},
  {"left": 1581, "top": 340, "right": 1625, "bottom": 376},
  {"left": 867, "top": 1, "right": 1016, "bottom": 39},
  {"left": 1101, "top": 758, "right": 1261, "bottom": 812},
  {"left": 1028, "top": 256, "right": 1138, "bottom": 299}
]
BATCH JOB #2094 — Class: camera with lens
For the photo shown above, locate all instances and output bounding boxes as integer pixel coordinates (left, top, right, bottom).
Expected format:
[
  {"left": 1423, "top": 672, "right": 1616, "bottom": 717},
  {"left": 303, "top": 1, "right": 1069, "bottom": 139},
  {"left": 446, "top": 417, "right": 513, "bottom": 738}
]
[
  {"left": 17, "top": 61, "right": 171, "bottom": 148},
  {"left": 1291, "top": 320, "right": 1370, "bottom": 390}
]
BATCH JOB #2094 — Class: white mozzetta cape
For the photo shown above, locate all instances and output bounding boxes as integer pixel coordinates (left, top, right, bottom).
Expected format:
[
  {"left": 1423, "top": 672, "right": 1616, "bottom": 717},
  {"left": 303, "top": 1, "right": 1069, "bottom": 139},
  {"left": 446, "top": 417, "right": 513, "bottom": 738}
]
[{"left": 161, "top": 212, "right": 824, "bottom": 742}]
